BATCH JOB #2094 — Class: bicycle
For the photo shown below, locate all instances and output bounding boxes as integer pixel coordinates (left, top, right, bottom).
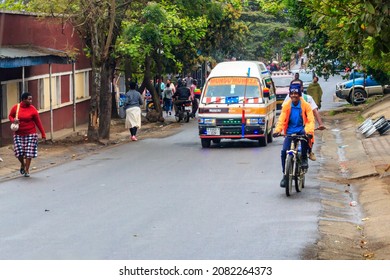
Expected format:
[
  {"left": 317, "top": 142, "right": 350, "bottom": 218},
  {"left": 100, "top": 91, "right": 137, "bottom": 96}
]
[{"left": 284, "top": 134, "right": 310, "bottom": 197}]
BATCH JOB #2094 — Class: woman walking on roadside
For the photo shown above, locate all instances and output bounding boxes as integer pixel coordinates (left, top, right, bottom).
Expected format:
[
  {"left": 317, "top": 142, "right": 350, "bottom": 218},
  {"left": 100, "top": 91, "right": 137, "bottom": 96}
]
[
  {"left": 8, "top": 92, "right": 46, "bottom": 177},
  {"left": 124, "top": 81, "right": 144, "bottom": 141}
]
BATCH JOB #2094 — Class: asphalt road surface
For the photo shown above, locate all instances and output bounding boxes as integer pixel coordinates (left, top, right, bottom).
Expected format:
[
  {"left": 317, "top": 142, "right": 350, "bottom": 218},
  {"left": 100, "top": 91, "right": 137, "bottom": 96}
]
[{"left": 0, "top": 74, "right": 344, "bottom": 260}]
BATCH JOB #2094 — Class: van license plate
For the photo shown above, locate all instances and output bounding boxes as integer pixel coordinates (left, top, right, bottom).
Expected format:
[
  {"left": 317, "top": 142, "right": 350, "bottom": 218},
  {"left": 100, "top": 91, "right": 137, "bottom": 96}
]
[{"left": 207, "top": 128, "right": 220, "bottom": 135}]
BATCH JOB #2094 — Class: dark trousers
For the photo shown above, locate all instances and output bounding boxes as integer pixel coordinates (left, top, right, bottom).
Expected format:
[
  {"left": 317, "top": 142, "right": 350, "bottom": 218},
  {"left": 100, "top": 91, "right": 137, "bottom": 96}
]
[
  {"left": 163, "top": 98, "right": 173, "bottom": 112},
  {"left": 192, "top": 98, "right": 199, "bottom": 116},
  {"left": 130, "top": 127, "right": 138, "bottom": 136},
  {"left": 281, "top": 135, "right": 308, "bottom": 173}
]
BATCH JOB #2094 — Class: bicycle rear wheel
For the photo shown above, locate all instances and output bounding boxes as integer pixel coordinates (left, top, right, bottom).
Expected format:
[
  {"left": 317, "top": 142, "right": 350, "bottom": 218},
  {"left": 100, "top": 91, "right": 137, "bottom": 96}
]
[{"left": 285, "top": 155, "right": 294, "bottom": 196}]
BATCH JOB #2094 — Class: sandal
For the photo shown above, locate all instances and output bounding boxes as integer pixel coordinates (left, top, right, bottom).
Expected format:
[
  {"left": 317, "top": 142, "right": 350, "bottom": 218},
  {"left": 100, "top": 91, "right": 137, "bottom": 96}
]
[
  {"left": 20, "top": 167, "right": 25, "bottom": 175},
  {"left": 24, "top": 172, "right": 30, "bottom": 177}
]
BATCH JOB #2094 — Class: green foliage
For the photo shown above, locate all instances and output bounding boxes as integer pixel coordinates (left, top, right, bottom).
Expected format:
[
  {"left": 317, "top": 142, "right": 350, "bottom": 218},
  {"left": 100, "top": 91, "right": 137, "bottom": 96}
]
[
  {"left": 238, "top": 2, "right": 301, "bottom": 63},
  {"left": 257, "top": 0, "right": 287, "bottom": 16},
  {"left": 117, "top": 1, "right": 208, "bottom": 74},
  {"left": 199, "top": 1, "right": 246, "bottom": 61},
  {"left": 285, "top": 0, "right": 390, "bottom": 81},
  {"left": 0, "top": 0, "right": 27, "bottom": 10}
]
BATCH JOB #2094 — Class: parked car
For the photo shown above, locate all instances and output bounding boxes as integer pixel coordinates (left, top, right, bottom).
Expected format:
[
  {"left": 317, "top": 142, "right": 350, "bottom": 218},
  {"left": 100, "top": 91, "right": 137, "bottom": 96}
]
[
  {"left": 291, "top": 69, "right": 315, "bottom": 93},
  {"left": 271, "top": 71, "right": 294, "bottom": 111},
  {"left": 348, "top": 71, "right": 365, "bottom": 80},
  {"left": 335, "top": 75, "right": 389, "bottom": 105}
]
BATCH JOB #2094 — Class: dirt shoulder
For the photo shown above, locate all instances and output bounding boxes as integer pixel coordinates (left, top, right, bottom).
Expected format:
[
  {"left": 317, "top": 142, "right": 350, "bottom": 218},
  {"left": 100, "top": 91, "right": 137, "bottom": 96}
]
[{"left": 311, "top": 95, "right": 390, "bottom": 260}]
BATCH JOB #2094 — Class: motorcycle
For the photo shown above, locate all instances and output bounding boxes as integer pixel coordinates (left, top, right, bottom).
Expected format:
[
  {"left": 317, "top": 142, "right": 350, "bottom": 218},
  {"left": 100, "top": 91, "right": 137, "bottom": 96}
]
[
  {"left": 175, "top": 100, "right": 192, "bottom": 122},
  {"left": 324, "top": 72, "right": 329, "bottom": 81},
  {"left": 146, "top": 97, "right": 162, "bottom": 112},
  {"left": 322, "top": 66, "right": 330, "bottom": 82}
]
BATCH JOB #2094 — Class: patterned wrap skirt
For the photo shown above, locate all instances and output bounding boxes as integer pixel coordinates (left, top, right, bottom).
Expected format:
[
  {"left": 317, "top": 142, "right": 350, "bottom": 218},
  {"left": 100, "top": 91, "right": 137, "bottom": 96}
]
[{"left": 13, "top": 133, "right": 39, "bottom": 158}]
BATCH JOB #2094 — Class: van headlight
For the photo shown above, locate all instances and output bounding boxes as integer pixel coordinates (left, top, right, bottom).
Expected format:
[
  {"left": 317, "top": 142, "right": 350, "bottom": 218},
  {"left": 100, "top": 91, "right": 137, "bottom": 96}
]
[
  {"left": 198, "top": 118, "right": 216, "bottom": 125},
  {"left": 246, "top": 118, "right": 265, "bottom": 125}
]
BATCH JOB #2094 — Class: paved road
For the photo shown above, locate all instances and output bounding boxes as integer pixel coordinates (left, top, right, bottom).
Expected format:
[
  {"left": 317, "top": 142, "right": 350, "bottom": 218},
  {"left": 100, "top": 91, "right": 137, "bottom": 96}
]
[
  {"left": 0, "top": 73, "right": 346, "bottom": 260},
  {"left": 317, "top": 72, "right": 348, "bottom": 111}
]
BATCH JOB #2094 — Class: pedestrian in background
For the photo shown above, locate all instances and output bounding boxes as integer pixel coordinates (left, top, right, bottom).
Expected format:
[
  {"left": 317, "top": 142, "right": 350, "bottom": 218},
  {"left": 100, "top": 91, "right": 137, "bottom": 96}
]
[
  {"left": 124, "top": 81, "right": 144, "bottom": 141},
  {"left": 8, "top": 92, "right": 46, "bottom": 177},
  {"left": 162, "top": 83, "right": 173, "bottom": 116},
  {"left": 295, "top": 51, "right": 300, "bottom": 65},
  {"left": 190, "top": 79, "right": 199, "bottom": 117},
  {"left": 166, "top": 79, "right": 176, "bottom": 94},
  {"left": 307, "top": 76, "right": 323, "bottom": 109},
  {"left": 290, "top": 73, "right": 303, "bottom": 92},
  {"left": 185, "top": 73, "right": 193, "bottom": 88}
]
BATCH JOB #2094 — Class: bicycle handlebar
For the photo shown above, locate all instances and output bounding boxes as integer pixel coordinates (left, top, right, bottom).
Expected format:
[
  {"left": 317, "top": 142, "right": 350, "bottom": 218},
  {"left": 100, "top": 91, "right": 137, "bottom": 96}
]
[
  {"left": 286, "top": 134, "right": 310, "bottom": 142},
  {"left": 273, "top": 133, "right": 312, "bottom": 140}
]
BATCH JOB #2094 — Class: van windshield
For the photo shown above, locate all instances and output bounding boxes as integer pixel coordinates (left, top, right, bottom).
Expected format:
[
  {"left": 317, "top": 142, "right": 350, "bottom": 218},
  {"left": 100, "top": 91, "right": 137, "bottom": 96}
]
[{"left": 202, "top": 77, "right": 263, "bottom": 103}]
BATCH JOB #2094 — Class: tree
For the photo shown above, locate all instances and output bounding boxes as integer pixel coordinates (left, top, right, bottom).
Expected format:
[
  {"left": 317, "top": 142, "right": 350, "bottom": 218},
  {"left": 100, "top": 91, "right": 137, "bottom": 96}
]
[
  {"left": 116, "top": 1, "right": 208, "bottom": 119},
  {"left": 20, "top": 0, "right": 133, "bottom": 140},
  {"left": 197, "top": 0, "right": 247, "bottom": 61},
  {"left": 116, "top": 0, "right": 250, "bottom": 119},
  {"left": 239, "top": 2, "right": 301, "bottom": 63},
  {"left": 284, "top": 0, "right": 390, "bottom": 81}
]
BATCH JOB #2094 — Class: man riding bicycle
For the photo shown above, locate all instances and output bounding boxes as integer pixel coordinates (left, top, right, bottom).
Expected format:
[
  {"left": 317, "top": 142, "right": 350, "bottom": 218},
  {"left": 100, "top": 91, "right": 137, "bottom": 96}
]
[{"left": 273, "top": 83, "right": 315, "bottom": 188}]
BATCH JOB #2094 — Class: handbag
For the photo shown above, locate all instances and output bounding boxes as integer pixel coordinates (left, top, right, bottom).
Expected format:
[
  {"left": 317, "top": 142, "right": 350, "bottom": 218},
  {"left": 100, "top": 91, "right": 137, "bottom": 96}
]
[
  {"left": 119, "top": 105, "right": 126, "bottom": 119},
  {"left": 10, "top": 103, "right": 20, "bottom": 131}
]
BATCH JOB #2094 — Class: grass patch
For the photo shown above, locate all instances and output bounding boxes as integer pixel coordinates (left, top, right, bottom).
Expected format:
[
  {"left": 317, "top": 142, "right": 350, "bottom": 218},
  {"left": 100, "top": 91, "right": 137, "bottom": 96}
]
[
  {"left": 356, "top": 114, "right": 365, "bottom": 123},
  {"left": 362, "top": 98, "right": 377, "bottom": 106}
]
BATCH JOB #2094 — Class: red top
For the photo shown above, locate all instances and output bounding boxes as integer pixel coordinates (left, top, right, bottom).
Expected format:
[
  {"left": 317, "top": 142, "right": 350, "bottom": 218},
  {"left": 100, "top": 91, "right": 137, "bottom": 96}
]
[{"left": 9, "top": 102, "right": 46, "bottom": 138}]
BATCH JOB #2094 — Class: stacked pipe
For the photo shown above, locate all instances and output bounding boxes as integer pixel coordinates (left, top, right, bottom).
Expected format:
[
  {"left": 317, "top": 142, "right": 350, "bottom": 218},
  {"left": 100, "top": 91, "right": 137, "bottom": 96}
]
[
  {"left": 373, "top": 116, "right": 390, "bottom": 135},
  {"left": 357, "top": 116, "right": 390, "bottom": 137}
]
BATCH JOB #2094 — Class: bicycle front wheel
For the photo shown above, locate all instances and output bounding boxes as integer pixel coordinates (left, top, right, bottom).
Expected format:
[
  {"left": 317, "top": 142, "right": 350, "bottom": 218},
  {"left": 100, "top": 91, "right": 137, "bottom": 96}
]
[{"left": 285, "top": 154, "right": 294, "bottom": 196}]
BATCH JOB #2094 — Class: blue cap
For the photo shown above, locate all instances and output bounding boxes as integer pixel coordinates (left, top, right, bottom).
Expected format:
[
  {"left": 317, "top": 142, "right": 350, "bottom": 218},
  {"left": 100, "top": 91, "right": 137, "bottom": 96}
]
[{"left": 289, "top": 83, "right": 302, "bottom": 96}]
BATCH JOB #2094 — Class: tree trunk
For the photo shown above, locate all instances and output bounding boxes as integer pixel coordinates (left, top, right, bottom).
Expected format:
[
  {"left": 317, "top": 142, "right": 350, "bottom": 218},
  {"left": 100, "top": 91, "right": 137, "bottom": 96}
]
[
  {"left": 155, "top": 50, "right": 163, "bottom": 118},
  {"left": 88, "top": 55, "right": 100, "bottom": 141},
  {"left": 124, "top": 58, "right": 132, "bottom": 92},
  {"left": 145, "top": 55, "right": 162, "bottom": 115},
  {"left": 98, "top": 59, "right": 114, "bottom": 139},
  {"left": 72, "top": 0, "right": 132, "bottom": 141}
]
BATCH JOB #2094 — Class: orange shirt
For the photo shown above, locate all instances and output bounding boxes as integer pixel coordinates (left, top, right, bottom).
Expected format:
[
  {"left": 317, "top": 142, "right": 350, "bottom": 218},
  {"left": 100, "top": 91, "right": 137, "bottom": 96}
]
[{"left": 275, "top": 97, "right": 315, "bottom": 144}]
